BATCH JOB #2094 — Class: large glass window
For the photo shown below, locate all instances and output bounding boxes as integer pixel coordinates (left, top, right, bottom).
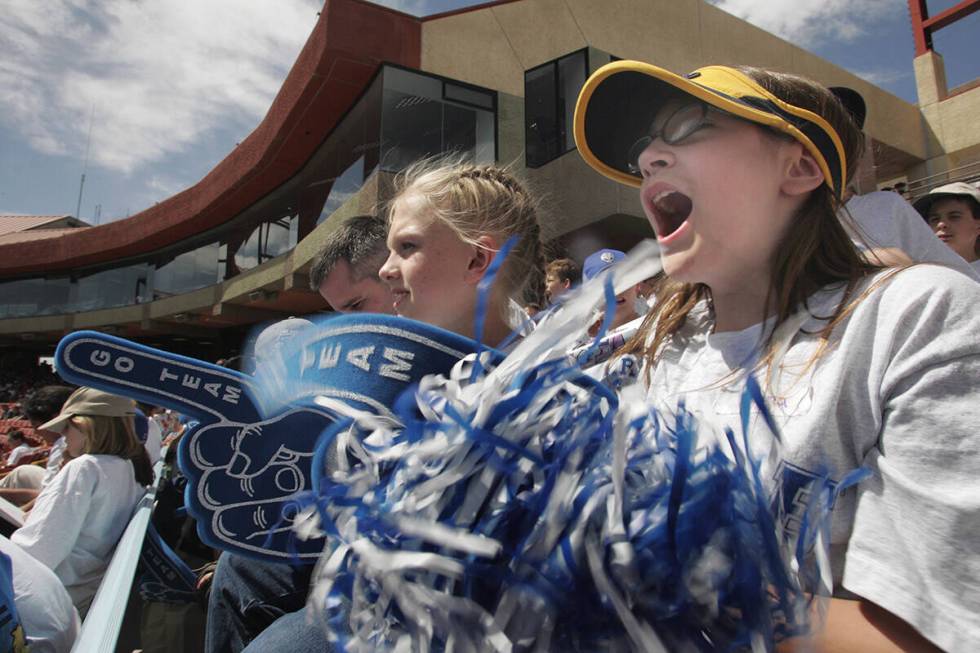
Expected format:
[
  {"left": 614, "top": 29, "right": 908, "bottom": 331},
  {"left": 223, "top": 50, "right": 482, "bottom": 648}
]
[
  {"left": 71, "top": 264, "right": 152, "bottom": 312},
  {"left": 0, "top": 278, "right": 72, "bottom": 318},
  {"left": 381, "top": 66, "right": 496, "bottom": 171},
  {"left": 317, "top": 156, "right": 367, "bottom": 226},
  {"left": 525, "top": 49, "right": 588, "bottom": 168},
  {"left": 153, "top": 243, "right": 222, "bottom": 298},
  {"left": 235, "top": 216, "right": 298, "bottom": 271}
]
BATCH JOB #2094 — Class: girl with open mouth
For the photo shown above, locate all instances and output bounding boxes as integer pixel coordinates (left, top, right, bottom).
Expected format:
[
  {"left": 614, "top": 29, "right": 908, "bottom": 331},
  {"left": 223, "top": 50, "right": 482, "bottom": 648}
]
[{"left": 575, "top": 61, "right": 980, "bottom": 652}]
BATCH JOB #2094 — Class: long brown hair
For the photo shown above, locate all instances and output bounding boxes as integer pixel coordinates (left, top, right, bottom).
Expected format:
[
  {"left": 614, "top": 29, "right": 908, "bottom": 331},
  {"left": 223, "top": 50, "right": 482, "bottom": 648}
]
[
  {"left": 68, "top": 414, "right": 154, "bottom": 486},
  {"left": 621, "top": 67, "right": 885, "bottom": 378}
]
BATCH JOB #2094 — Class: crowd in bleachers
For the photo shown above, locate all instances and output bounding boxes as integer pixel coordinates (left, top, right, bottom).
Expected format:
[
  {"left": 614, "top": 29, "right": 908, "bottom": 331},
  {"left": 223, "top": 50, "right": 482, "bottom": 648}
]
[
  {"left": 0, "top": 383, "right": 211, "bottom": 651},
  {"left": 0, "top": 355, "right": 61, "bottom": 404}
]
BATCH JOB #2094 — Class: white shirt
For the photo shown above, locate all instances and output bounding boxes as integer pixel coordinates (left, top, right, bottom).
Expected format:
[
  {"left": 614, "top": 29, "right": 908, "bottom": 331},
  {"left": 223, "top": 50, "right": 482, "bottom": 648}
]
[
  {"left": 12, "top": 454, "right": 146, "bottom": 611},
  {"left": 0, "top": 535, "right": 79, "bottom": 653},
  {"left": 843, "top": 191, "right": 980, "bottom": 281},
  {"left": 40, "top": 437, "right": 66, "bottom": 488},
  {"left": 144, "top": 419, "right": 163, "bottom": 466},
  {"left": 5, "top": 444, "right": 34, "bottom": 467},
  {"left": 643, "top": 266, "right": 980, "bottom": 652}
]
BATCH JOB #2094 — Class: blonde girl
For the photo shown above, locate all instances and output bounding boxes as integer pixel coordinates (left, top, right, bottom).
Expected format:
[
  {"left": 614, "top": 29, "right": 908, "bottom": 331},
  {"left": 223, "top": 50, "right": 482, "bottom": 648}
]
[
  {"left": 379, "top": 157, "right": 544, "bottom": 348},
  {"left": 13, "top": 387, "right": 152, "bottom": 614},
  {"left": 207, "top": 161, "right": 546, "bottom": 652},
  {"left": 574, "top": 62, "right": 980, "bottom": 651}
]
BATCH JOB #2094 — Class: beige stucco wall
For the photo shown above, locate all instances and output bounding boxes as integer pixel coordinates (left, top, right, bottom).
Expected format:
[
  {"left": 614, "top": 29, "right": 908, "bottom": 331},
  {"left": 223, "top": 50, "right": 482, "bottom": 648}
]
[
  {"left": 904, "top": 51, "right": 980, "bottom": 188},
  {"left": 423, "top": 0, "right": 937, "bottom": 237},
  {"left": 421, "top": 0, "right": 929, "bottom": 162},
  {"left": 915, "top": 52, "right": 980, "bottom": 158}
]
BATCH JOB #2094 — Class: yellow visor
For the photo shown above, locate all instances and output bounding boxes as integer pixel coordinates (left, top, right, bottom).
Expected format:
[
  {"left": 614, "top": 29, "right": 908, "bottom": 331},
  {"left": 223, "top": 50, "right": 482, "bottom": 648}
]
[{"left": 573, "top": 61, "right": 847, "bottom": 198}]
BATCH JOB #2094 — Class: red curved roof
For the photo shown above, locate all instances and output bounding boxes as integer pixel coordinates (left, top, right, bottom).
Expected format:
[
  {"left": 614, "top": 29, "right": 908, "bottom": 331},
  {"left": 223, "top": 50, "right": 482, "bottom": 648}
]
[{"left": 0, "top": 0, "right": 420, "bottom": 277}]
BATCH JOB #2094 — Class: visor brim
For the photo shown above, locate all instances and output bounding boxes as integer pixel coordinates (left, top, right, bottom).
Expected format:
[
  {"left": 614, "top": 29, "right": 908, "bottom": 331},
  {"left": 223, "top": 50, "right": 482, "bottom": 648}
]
[
  {"left": 38, "top": 412, "right": 73, "bottom": 435},
  {"left": 574, "top": 61, "right": 846, "bottom": 197}
]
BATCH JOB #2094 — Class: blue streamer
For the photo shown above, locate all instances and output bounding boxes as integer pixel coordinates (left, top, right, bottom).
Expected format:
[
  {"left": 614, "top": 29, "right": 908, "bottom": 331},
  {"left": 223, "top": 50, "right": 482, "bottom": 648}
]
[
  {"left": 295, "top": 314, "right": 866, "bottom": 652},
  {"left": 472, "top": 234, "right": 520, "bottom": 380}
]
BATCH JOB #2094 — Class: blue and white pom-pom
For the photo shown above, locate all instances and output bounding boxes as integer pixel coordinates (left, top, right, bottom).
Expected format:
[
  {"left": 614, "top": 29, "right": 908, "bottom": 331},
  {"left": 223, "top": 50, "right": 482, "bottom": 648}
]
[{"left": 291, "top": 242, "right": 866, "bottom": 652}]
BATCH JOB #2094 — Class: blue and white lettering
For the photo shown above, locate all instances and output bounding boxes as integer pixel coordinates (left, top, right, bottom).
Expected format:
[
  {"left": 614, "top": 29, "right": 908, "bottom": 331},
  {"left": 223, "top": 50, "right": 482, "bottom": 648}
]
[
  {"left": 90, "top": 350, "right": 111, "bottom": 367},
  {"left": 346, "top": 346, "right": 375, "bottom": 372},
  {"left": 379, "top": 347, "right": 415, "bottom": 382}
]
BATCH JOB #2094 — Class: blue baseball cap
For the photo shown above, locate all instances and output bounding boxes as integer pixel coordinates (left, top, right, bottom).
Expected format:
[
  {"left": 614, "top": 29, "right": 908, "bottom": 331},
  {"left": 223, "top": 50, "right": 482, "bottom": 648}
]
[{"left": 583, "top": 249, "right": 626, "bottom": 281}]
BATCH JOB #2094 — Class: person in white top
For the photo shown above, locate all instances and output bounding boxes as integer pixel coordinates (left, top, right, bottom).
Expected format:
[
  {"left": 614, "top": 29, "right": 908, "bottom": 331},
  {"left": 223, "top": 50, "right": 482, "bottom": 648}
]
[
  {"left": 913, "top": 181, "right": 980, "bottom": 272},
  {"left": 0, "top": 386, "right": 75, "bottom": 506},
  {"left": 845, "top": 189, "right": 979, "bottom": 281},
  {"left": 11, "top": 387, "right": 152, "bottom": 615},
  {"left": 574, "top": 60, "right": 980, "bottom": 651},
  {"left": 136, "top": 408, "right": 163, "bottom": 466},
  {"left": 4, "top": 431, "right": 35, "bottom": 467},
  {"left": 826, "top": 86, "right": 978, "bottom": 281},
  {"left": 0, "top": 535, "right": 79, "bottom": 653}
]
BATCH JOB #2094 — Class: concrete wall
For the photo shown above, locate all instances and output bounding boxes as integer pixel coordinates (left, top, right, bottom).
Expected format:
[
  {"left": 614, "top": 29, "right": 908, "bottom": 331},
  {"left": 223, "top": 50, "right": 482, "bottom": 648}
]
[
  {"left": 914, "top": 50, "right": 980, "bottom": 183},
  {"left": 421, "top": 0, "right": 929, "bottom": 160},
  {"left": 420, "top": 0, "right": 938, "bottom": 237}
]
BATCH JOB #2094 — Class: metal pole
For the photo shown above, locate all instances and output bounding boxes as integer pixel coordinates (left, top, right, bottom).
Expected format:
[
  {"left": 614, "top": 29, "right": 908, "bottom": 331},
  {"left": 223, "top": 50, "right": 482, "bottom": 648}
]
[{"left": 75, "top": 105, "right": 95, "bottom": 219}]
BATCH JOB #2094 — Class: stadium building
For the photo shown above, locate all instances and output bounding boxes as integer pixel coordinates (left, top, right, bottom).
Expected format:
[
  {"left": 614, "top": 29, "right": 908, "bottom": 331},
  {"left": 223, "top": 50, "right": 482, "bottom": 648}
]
[{"left": 1, "top": 0, "right": 977, "bottom": 359}]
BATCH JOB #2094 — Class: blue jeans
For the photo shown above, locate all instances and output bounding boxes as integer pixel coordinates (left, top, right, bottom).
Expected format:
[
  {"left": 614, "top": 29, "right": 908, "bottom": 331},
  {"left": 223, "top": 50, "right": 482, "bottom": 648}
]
[
  {"left": 242, "top": 607, "right": 335, "bottom": 652},
  {"left": 205, "top": 552, "right": 325, "bottom": 653}
]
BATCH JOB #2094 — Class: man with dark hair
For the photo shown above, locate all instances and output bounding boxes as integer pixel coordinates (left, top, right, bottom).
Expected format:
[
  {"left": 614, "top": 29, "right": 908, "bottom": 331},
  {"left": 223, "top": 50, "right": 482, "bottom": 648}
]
[
  {"left": 308, "top": 214, "right": 393, "bottom": 313},
  {"left": 544, "top": 258, "right": 580, "bottom": 306},
  {"left": 0, "top": 385, "right": 75, "bottom": 506},
  {"left": 20, "top": 386, "right": 75, "bottom": 426},
  {"left": 207, "top": 218, "right": 395, "bottom": 653},
  {"left": 914, "top": 182, "right": 980, "bottom": 271}
]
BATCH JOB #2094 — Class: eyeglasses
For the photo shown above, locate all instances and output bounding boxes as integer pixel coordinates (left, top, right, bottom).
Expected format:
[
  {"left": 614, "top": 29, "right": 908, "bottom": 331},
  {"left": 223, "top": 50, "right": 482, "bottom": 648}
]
[{"left": 627, "top": 101, "right": 716, "bottom": 174}]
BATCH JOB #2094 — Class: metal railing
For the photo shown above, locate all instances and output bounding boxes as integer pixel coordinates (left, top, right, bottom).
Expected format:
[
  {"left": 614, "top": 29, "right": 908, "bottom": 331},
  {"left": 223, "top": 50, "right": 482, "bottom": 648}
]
[{"left": 905, "top": 160, "right": 980, "bottom": 201}]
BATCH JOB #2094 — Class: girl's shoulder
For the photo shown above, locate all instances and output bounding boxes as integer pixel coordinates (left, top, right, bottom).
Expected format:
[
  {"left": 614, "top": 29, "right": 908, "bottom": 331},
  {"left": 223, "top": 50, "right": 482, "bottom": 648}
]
[
  {"left": 48, "top": 455, "right": 104, "bottom": 493},
  {"left": 60, "top": 453, "right": 98, "bottom": 471},
  {"left": 821, "top": 265, "right": 980, "bottom": 355},
  {"left": 807, "top": 264, "right": 979, "bottom": 319},
  {"left": 62, "top": 453, "right": 130, "bottom": 475},
  {"left": 857, "top": 264, "right": 980, "bottom": 314}
]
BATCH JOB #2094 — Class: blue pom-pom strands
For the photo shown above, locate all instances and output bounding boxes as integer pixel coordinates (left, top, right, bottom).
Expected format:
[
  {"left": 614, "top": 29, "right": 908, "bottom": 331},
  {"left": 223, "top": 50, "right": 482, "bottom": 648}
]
[{"left": 291, "top": 241, "right": 869, "bottom": 652}]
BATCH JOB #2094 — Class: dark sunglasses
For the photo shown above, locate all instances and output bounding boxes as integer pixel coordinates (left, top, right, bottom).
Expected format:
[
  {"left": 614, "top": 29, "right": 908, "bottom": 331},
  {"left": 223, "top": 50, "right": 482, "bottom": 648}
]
[{"left": 626, "top": 101, "right": 720, "bottom": 174}]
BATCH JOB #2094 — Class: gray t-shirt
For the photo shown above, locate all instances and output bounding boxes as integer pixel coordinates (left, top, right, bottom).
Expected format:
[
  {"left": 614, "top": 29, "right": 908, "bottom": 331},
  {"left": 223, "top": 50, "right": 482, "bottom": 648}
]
[{"left": 643, "top": 265, "right": 980, "bottom": 651}]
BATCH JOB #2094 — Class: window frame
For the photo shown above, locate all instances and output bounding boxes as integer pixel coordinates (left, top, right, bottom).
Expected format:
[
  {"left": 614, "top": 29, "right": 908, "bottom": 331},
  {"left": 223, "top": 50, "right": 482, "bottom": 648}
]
[{"left": 523, "top": 47, "right": 590, "bottom": 169}]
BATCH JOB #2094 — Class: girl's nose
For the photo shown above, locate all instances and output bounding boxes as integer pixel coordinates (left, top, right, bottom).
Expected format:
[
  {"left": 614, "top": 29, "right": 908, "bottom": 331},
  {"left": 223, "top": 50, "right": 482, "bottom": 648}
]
[
  {"left": 636, "top": 140, "right": 675, "bottom": 178},
  {"left": 378, "top": 253, "right": 398, "bottom": 283}
]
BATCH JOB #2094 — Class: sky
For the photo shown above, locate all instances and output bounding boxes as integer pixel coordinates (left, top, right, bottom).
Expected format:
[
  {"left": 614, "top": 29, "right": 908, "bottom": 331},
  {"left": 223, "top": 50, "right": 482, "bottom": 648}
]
[{"left": 0, "top": 0, "right": 976, "bottom": 223}]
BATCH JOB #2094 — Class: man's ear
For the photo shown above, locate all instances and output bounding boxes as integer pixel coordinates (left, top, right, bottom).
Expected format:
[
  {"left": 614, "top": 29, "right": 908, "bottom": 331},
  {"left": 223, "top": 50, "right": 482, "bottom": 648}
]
[
  {"left": 465, "top": 236, "right": 497, "bottom": 283},
  {"left": 781, "top": 144, "right": 825, "bottom": 197},
  {"left": 561, "top": 278, "right": 572, "bottom": 290}
]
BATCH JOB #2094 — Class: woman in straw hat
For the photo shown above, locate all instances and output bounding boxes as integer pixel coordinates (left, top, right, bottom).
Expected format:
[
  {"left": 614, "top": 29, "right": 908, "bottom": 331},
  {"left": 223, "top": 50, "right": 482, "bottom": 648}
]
[{"left": 12, "top": 386, "right": 152, "bottom": 615}]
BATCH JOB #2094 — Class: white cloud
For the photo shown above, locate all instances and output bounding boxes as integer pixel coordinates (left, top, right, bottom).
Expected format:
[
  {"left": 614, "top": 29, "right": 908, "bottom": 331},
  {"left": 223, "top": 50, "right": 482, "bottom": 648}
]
[
  {"left": 708, "top": 0, "right": 904, "bottom": 48},
  {"left": 850, "top": 67, "right": 910, "bottom": 86},
  {"left": 146, "top": 174, "right": 186, "bottom": 199},
  {"left": 0, "top": 0, "right": 320, "bottom": 174}
]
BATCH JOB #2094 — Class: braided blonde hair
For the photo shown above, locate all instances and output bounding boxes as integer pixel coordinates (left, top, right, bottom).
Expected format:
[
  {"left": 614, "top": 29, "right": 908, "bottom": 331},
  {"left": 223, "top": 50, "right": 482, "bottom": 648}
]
[{"left": 389, "top": 155, "right": 545, "bottom": 305}]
